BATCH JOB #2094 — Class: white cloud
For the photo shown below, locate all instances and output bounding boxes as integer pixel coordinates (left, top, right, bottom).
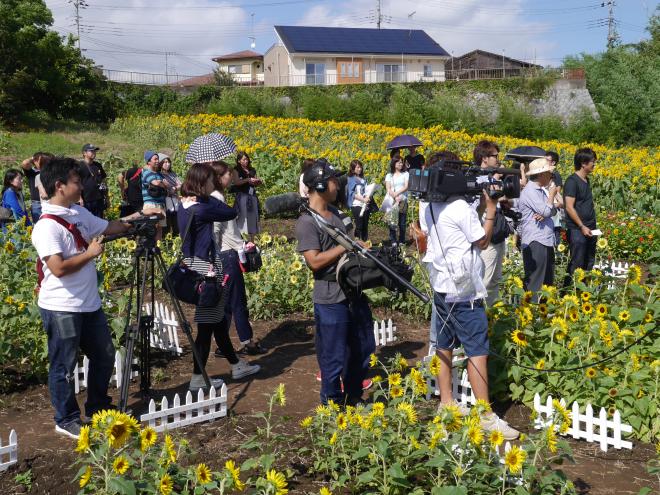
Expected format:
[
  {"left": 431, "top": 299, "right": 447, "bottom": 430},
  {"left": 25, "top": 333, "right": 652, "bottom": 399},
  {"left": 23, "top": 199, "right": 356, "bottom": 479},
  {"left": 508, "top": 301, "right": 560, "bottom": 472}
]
[
  {"left": 46, "top": 0, "right": 254, "bottom": 75},
  {"left": 296, "top": 0, "right": 556, "bottom": 65}
]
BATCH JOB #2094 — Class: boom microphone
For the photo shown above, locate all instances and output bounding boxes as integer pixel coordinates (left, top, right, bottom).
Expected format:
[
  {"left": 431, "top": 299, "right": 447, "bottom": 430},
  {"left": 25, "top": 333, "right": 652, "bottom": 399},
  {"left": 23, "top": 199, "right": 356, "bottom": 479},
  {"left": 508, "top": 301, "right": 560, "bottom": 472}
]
[{"left": 264, "top": 192, "right": 303, "bottom": 216}]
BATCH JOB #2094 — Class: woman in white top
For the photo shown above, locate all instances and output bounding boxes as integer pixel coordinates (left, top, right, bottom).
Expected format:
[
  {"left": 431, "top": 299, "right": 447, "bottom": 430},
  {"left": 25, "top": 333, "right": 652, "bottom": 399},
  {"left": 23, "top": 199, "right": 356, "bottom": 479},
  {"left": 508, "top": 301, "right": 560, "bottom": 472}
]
[
  {"left": 346, "top": 159, "right": 372, "bottom": 241},
  {"left": 298, "top": 158, "right": 315, "bottom": 199},
  {"left": 384, "top": 154, "right": 409, "bottom": 244},
  {"left": 210, "top": 162, "right": 267, "bottom": 356}
]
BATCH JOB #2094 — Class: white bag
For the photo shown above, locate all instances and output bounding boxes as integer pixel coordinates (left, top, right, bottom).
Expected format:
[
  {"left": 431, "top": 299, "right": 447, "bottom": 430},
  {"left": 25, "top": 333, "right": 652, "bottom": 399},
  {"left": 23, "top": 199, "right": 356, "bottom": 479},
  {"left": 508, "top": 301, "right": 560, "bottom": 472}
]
[{"left": 380, "top": 194, "right": 394, "bottom": 214}]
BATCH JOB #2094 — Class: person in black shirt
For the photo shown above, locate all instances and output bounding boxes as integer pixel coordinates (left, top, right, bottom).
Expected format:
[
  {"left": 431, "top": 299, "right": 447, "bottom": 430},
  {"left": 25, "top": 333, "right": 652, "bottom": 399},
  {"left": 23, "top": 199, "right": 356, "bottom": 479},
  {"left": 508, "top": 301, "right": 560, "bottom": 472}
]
[
  {"left": 20, "top": 152, "right": 53, "bottom": 222},
  {"left": 563, "top": 148, "right": 598, "bottom": 286},
  {"left": 404, "top": 146, "right": 425, "bottom": 170},
  {"left": 78, "top": 144, "right": 108, "bottom": 218},
  {"left": 117, "top": 165, "right": 144, "bottom": 217}
]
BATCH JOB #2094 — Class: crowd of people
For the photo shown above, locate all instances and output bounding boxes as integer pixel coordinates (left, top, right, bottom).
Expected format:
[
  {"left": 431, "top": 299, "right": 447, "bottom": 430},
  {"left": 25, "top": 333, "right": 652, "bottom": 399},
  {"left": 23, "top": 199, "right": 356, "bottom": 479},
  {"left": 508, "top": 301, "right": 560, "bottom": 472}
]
[{"left": 7, "top": 135, "right": 601, "bottom": 442}]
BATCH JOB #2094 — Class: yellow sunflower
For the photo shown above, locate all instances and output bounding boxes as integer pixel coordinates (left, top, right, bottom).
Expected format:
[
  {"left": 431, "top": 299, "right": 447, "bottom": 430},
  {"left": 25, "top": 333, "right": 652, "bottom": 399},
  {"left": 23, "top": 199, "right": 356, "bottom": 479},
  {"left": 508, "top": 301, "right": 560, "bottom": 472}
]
[
  {"left": 596, "top": 304, "right": 608, "bottom": 317},
  {"left": 388, "top": 373, "right": 402, "bottom": 386},
  {"left": 568, "top": 308, "right": 579, "bottom": 322},
  {"left": 113, "top": 456, "right": 130, "bottom": 475},
  {"left": 597, "top": 238, "right": 608, "bottom": 249},
  {"left": 535, "top": 359, "right": 546, "bottom": 370},
  {"left": 289, "top": 275, "right": 298, "bottom": 284},
  {"left": 336, "top": 413, "right": 348, "bottom": 430},
  {"left": 585, "top": 367, "right": 597, "bottom": 379},
  {"left": 396, "top": 402, "right": 417, "bottom": 424},
  {"left": 76, "top": 425, "right": 90, "bottom": 453},
  {"left": 504, "top": 445, "right": 527, "bottom": 474},
  {"left": 557, "top": 243, "right": 566, "bottom": 253},
  {"left": 266, "top": 470, "right": 288, "bottom": 495},
  {"left": 627, "top": 265, "right": 642, "bottom": 284},
  {"left": 196, "top": 463, "right": 213, "bottom": 485},
  {"left": 369, "top": 353, "right": 378, "bottom": 368},
  {"left": 158, "top": 473, "right": 173, "bottom": 495},
  {"left": 489, "top": 430, "right": 504, "bottom": 449},
  {"left": 510, "top": 330, "right": 528, "bottom": 347},
  {"left": 291, "top": 259, "right": 303, "bottom": 271},
  {"left": 319, "top": 488, "right": 332, "bottom": 495},
  {"left": 79, "top": 466, "right": 92, "bottom": 488},
  {"left": 329, "top": 431, "right": 338, "bottom": 445},
  {"left": 580, "top": 292, "right": 591, "bottom": 302},
  {"left": 225, "top": 459, "right": 244, "bottom": 490},
  {"left": 389, "top": 385, "right": 404, "bottom": 399},
  {"left": 140, "top": 427, "right": 157, "bottom": 451},
  {"left": 300, "top": 416, "right": 313, "bottom": 428},
  {"left": 618, "top": 310, "right": 630, "bottom": 322},
  {"left": 466, "top": 416, "right": 483, "bottom": 447},
  {"left": 545, "top": 427, "right": 558, "bottom": 453},
  {"left": 275, "top": 383, "right": 286, "bottom": 406},
  {"left": 582, "top": 302, "right": 593, "bottom": 315},
  {"left": 428, "top": 354, "right": 441, "bottom": 376},
  {"left": 106, "top": 413, "right": 138, "bottom": 449}
]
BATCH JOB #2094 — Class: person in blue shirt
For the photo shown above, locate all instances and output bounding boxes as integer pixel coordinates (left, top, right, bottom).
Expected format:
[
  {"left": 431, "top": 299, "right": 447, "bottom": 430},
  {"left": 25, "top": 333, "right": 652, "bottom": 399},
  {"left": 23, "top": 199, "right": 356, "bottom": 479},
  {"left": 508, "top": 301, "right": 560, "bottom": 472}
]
[
  {"left": 2, "top": 169, "right": 31, "bottom": 227},
  {"left": 141, "top": 151, "right": 168, "bottom": 231}
]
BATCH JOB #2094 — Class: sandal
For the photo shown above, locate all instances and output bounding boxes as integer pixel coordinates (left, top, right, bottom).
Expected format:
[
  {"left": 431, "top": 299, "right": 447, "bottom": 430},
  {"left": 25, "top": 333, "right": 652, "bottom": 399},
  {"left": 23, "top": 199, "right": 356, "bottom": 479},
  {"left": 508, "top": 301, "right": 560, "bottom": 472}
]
[{"left": 239, "top": 342, "right": 268, "bottom": 355}]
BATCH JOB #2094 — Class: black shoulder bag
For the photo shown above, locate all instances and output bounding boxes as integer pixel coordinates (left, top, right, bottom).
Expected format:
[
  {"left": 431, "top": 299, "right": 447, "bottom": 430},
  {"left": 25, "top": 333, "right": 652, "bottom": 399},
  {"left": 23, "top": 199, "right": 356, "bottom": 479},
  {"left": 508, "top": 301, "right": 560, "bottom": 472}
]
[{"left": 163, "top": 210, "right": 222, "bottom": 307}]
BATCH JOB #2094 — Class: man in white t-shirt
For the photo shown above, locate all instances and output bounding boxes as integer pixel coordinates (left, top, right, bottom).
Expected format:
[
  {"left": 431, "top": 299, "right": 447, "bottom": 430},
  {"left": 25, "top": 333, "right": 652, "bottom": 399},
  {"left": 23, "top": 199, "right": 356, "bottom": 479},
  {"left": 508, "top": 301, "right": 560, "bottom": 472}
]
[
  {"left": 425, "top": 189, "right": 519, "bottom": 440},
  {"left": 31, "top": 157, "right": 132, "bottom": 439}
]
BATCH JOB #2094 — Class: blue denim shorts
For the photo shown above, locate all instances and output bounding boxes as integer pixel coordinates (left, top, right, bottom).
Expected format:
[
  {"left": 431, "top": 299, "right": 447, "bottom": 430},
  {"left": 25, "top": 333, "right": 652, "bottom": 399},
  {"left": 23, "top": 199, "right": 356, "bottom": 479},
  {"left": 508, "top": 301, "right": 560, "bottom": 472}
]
[{"left": 433, "top": 292, "right": 489, "bottom": 357}]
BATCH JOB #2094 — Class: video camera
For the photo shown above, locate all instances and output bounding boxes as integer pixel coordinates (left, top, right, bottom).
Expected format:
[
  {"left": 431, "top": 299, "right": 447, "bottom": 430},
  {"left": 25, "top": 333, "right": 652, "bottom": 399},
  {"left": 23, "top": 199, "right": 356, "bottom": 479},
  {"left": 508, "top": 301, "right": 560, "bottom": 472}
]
[
  {"left": 126, "top": 215, "right": 161, "bottom": 239},
  {"left": 408, "top": 160, "right": 521, "bottom": 203}
]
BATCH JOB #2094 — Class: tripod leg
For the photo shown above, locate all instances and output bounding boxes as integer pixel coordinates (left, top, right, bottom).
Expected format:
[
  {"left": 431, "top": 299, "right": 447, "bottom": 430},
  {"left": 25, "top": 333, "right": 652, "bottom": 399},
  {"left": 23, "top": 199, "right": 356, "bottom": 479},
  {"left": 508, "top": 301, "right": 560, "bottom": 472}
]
[
  {"left": 119, "top": 250, "right": 151, "bottom": 411},
  {"left": 154, "top": 252, "right": 212, "bottom": 389}
]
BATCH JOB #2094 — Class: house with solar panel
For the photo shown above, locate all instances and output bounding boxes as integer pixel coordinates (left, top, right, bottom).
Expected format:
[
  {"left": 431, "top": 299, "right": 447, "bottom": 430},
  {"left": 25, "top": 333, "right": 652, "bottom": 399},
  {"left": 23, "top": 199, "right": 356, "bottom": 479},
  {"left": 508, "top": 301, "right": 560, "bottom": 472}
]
[{"left": 263, "top": 26, "right": 450, "bottom": 87}]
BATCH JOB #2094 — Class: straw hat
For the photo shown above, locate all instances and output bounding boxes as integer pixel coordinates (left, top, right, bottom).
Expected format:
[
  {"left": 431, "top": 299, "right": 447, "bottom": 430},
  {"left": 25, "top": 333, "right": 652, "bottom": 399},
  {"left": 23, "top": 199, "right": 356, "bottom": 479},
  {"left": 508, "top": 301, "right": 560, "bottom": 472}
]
[{"left": 527, "top": 158, "right": 555, "bottom": 177}]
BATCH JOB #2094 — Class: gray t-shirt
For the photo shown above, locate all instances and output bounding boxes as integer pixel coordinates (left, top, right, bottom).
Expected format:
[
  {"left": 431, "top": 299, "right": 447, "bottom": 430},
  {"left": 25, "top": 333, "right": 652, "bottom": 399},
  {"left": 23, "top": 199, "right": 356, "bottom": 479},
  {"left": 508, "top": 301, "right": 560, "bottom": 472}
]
[{"left": 295, "top": 208, "right": 347, "bottom": 305}]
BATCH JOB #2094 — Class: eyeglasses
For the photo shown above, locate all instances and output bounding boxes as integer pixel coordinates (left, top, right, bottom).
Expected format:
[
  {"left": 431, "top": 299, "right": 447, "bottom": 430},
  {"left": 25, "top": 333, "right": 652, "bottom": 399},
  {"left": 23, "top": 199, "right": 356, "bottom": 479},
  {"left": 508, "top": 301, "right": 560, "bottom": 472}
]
[{"left": 488, "top": 154, "right": 499, "bottom": 158}]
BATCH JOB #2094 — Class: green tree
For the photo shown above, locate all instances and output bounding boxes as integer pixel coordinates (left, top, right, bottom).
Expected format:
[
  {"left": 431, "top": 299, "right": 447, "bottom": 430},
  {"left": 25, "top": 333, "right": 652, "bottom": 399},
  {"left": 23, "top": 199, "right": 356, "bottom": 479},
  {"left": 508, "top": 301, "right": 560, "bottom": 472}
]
[
  {"left": 564, "top": 7, "right": 659, "bottom": 146},
  {"left": 0, "top": 0, "right": 115, "bottom": 124}
]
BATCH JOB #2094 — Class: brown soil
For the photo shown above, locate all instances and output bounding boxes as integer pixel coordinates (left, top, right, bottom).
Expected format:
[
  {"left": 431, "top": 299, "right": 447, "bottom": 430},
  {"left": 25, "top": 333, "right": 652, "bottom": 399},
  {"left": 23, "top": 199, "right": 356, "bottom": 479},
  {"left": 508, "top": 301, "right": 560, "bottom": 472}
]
[{"left": 0, "top": 309, "right": 657, "bottom": 494}]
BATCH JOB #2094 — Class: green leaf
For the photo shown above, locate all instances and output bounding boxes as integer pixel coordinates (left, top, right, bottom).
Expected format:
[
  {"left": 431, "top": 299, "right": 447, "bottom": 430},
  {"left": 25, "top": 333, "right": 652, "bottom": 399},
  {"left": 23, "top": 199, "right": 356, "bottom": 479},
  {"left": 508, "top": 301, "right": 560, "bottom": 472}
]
[
  {"left": 108, "top": 478, "right": 136, "bottom": 495},
  {"left": 431, "top": 486, "right": 468, "bottom": 495}
]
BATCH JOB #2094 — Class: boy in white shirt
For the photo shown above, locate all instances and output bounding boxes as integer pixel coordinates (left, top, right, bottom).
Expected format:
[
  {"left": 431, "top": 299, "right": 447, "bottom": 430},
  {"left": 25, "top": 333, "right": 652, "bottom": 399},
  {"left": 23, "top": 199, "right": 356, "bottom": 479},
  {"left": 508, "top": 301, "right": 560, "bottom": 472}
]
[
  {"left": 425, "top": 188, "right": 519, "bottom": 440},
  {"left": 32, "top": 157, "right": 132, "bottom": 439}
]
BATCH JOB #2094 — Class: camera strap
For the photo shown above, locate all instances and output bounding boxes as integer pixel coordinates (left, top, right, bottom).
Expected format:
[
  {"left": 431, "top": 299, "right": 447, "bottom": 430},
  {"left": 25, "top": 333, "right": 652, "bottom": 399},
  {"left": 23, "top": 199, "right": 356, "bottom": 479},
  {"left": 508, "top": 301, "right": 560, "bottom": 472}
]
[{"left": 39, "top": 214, "right": 88, "bottom": 250}]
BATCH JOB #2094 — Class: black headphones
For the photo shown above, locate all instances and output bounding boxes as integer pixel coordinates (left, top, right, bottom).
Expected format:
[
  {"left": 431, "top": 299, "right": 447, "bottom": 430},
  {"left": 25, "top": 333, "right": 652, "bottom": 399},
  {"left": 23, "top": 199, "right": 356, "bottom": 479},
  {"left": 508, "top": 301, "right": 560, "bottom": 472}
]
[{"left": 307, "top": 161, "right": 334, "bottom": 193}]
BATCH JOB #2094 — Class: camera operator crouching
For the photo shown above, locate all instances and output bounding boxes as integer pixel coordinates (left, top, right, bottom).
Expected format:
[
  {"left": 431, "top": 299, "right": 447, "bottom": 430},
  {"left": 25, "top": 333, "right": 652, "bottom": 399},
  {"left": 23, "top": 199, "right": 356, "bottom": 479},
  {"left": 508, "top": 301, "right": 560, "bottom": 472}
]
[
  {"left": 295, "top": 160, "right": 376, "bottom": 406},
  {"left": 425, "top": 185, "right": 520, "bottom": 440}
]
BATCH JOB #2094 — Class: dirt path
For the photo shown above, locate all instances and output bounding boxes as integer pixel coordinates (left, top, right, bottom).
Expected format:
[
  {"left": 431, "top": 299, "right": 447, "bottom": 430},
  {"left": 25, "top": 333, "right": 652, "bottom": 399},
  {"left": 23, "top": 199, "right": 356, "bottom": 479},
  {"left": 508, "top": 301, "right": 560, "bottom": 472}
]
[{"left": 0, "top": 311, "right": 657, "bottom": 494}]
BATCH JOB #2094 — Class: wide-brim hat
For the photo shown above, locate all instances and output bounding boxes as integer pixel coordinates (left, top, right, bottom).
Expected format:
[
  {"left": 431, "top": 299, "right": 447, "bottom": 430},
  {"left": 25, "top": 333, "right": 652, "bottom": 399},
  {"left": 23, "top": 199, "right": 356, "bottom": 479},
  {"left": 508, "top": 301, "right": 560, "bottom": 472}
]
[
  {"left": 185, "top": 133, "right": 236, "bottom": 164},
  {"left": 157, "top": 153, "right": 170, "bottom": 163},
  {"left": 527, "top": 158, "right": 555, "bottom": 177}
]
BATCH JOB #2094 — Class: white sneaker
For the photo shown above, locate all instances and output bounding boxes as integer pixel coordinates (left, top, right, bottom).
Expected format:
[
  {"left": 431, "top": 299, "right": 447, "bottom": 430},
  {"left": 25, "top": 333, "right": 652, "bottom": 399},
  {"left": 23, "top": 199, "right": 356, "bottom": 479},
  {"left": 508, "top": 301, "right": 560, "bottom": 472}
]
[
  {"left": 188, "top": 374, "right": 224, "bottom": 393},
  {"left": 481, "top": 412, "right": 520, "bottom": 440},
  {"left": 437, "top": 401, "right": 470, "bottom": 416},
  {"left": 232, "top": 359, "right": 260, "bottom": 379}
]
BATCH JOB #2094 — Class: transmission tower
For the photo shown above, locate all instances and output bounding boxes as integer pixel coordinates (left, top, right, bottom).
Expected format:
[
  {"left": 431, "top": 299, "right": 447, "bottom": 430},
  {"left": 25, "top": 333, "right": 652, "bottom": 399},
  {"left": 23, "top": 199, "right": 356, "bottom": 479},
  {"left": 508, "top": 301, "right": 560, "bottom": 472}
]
[
  {"left": 603, "top": 1, "right": 620, "bottom": 49},
  {"left": 68, "top": 0, "right": 89, "bottom": 51}
]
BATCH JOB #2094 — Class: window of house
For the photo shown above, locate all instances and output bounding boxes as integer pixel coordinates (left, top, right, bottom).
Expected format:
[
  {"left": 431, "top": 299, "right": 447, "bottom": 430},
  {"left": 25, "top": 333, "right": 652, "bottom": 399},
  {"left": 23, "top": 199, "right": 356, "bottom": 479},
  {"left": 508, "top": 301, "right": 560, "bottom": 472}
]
[
  {"left": 378, "top": 64, "right": 403, "bottom": 82},
  {"left": 306, "top": 62, "right": 325, "bottom": 85},
  {"left": 227, "top": 65, "right": 242, "bottom": 74},
  {"left": 424, "top": 64, "right": 433, "bottom": 77}
]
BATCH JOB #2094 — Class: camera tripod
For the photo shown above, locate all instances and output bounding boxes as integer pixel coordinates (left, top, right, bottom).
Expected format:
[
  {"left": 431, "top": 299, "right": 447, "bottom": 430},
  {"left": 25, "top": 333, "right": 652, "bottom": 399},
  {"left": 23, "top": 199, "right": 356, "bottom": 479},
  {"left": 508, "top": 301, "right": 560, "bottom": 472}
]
[{"left": 115, "top": 234, "right": 212, "bottom": 412}]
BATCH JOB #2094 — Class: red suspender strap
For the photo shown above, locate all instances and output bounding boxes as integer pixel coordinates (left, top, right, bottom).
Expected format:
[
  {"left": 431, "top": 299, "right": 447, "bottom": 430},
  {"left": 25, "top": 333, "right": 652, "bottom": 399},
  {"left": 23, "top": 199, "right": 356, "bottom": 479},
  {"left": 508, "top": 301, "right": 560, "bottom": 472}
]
[{"left": 39, "top": 214, "right": 89, "bottom": 250}]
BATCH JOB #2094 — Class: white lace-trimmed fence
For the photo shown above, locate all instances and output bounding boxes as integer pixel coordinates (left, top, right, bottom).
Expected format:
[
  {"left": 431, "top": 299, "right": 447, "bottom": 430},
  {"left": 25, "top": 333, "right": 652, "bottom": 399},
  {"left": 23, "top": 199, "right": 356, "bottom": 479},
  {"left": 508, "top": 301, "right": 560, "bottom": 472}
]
[
  {"left": 593, "top": 261, "right": 630, "bottom": 289},
  {"left": 0, "top": 430, "right": 17, "bottom": 472},
  {"left": 533, "top": 394, "right": 632, "bottom": 451},
  {"left": 140, "top": 384, "right": 228, "bottom": 432},
  {"left": 74, "top": 350, "right": 139, "bottom": 394},
  {"left": 423, "top": 352, "right": 475, "bottom": 405},
  {"left": 373, "top": 319, "right": 396, "bottom": 346},
  {"left": 142, "top": 302, "right": 183, "bottom": 355}
]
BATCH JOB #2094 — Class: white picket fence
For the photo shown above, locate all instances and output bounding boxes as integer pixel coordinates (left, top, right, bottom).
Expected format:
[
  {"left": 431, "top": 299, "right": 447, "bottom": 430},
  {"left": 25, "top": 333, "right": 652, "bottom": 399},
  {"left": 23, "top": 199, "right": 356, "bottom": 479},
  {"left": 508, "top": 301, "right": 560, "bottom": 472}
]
[
  {"left": 593, "top": 261, "right": 630, "bottom": 289},
  {"left": 0, "top": 430, "right": 17, "bottom": 472},
  {"left": 533, "top": 393, "right": 632, "bottom": 451},
  {"left": 74, "top": 350, "right": 139, "bottom": 394},
  {"left": 373, "top": 319, "right": 396, "bottom": 346},
  {"left": 142, "top": 302, "right": 183, "bottom": 355},
  {"left": 140, "top": 383, "right": 228, "bottom": 432},
  {"left": 423, "top": 353, "right": 474, "bottom": 404}
]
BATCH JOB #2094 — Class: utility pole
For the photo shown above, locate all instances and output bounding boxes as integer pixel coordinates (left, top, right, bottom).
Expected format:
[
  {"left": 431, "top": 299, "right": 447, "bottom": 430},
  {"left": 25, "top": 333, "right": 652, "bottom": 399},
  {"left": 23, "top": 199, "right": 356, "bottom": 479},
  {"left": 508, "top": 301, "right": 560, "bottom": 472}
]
[
  {"left": 603, "top": 1, "right": 619, "bottom": 49},
  {"left": 69, "top": 0, "right": 88, "bottom": 51},
  {"left": 376, "top": 0, "right": 382, "bottom": 29},
  {"left": 165, "top": 52, "right": 170, "bottom": 85}
]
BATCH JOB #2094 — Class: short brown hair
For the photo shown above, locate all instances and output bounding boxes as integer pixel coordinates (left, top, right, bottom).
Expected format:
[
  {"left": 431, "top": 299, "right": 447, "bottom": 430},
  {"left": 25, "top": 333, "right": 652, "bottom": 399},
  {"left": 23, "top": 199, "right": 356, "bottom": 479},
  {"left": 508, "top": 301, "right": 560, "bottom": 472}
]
[
  {"left": 349, "top": 159, "right": 364, "bottom": 177},
  {"left": 181, "top": 162, "right": 215, "bottom": 199},
  {"left": 473, "top": 140, "right": 499, "bottom": 166},
  {"left": 210, "top": 161, "right": 231, "bottom": 192},
  {"left": 427, "top": 150, "right": 460, "bottom": 168}
]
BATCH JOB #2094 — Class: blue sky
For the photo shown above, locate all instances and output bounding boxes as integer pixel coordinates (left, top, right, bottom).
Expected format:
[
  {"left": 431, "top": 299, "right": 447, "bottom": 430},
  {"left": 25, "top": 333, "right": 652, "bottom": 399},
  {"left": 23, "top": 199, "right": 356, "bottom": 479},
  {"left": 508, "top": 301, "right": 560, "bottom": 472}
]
[{"left": 45, "top": 0, "right": 657, "bottom": 75}]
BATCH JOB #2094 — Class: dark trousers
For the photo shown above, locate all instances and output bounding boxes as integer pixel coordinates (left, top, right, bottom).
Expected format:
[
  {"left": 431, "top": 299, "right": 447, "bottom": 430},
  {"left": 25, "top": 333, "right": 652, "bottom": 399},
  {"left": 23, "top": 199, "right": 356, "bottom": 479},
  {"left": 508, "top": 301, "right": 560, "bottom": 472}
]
[
  {"left": 522, "top": 241, "right": 555, "bottom": 300},
  {"left": 198, "top": 322, "right": 238, "bottom": 374},
  {"left": 388, "top": 210, "right": 407, "bottom": 244},
  {"left": 314, "top": 297, "right": 375, "bottom": 404},
  {"left": 31, "top": 202, "right": 42, "bottom": 223},
  {"left": 39, "top": 308, "right": 115, "bottom": 426},
  {"left": 564, "top": 228, "right": 597, "bottom": 286},
  {"left": 85, "top": 199, "right": 106, "bottom": 219},
  {"left": 165, "top": 210, "right": 179, "bottom": 236},
  {"left": 214, "top": 250, "right": 253, "bottom": 344},
  {"left": 351, "top": 206, "right": 371, "bottom": 241}
]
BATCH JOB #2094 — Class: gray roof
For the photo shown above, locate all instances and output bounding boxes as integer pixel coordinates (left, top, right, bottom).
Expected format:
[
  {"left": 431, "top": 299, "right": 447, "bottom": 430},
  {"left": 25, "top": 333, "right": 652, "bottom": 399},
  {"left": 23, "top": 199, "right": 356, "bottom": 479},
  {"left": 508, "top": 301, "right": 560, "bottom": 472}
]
[{"left": 274, "top": 26, "right": 449, "bottom": 57}]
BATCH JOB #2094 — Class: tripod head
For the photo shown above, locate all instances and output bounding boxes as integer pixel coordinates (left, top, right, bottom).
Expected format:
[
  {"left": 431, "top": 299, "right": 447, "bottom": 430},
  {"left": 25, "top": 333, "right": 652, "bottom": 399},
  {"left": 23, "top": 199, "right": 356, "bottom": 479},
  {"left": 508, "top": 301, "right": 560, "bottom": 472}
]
[{"left": 104, "top": 215, "right": 161, "bottom": 249}]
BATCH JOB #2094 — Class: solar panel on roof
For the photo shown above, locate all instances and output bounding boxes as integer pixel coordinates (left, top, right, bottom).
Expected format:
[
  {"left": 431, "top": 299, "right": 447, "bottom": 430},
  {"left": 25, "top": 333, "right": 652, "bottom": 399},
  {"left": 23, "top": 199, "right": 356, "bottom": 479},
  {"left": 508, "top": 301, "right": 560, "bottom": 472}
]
[{"left": 275, "top": 26, "right": 449, "bottom": 56}]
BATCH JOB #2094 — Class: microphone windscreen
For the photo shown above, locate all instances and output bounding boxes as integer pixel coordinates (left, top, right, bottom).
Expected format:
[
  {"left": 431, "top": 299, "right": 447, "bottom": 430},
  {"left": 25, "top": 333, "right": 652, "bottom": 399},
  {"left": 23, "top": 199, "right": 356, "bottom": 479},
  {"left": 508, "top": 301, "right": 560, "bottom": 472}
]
[{"left": 263, "top": 192, "right": 302, "bottom": 215}]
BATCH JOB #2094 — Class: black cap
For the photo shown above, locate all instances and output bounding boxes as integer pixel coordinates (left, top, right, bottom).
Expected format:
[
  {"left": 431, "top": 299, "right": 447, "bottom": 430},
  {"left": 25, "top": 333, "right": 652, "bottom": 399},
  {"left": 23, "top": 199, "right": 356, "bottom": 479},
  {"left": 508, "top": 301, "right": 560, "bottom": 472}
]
[
  {"left": 82, "top": 143, "right": 100, "bottom": 152},
  {"left": 302, "top": 160, "right": 342, "bottom": 188}
]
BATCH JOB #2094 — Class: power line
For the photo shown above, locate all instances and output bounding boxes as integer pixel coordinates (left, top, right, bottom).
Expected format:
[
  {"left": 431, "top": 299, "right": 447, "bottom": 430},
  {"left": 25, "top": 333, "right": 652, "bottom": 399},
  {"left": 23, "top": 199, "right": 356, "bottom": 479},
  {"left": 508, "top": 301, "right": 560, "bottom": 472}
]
[{"left": 69, "top": 0, "right": 326, "bottom": 10}]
